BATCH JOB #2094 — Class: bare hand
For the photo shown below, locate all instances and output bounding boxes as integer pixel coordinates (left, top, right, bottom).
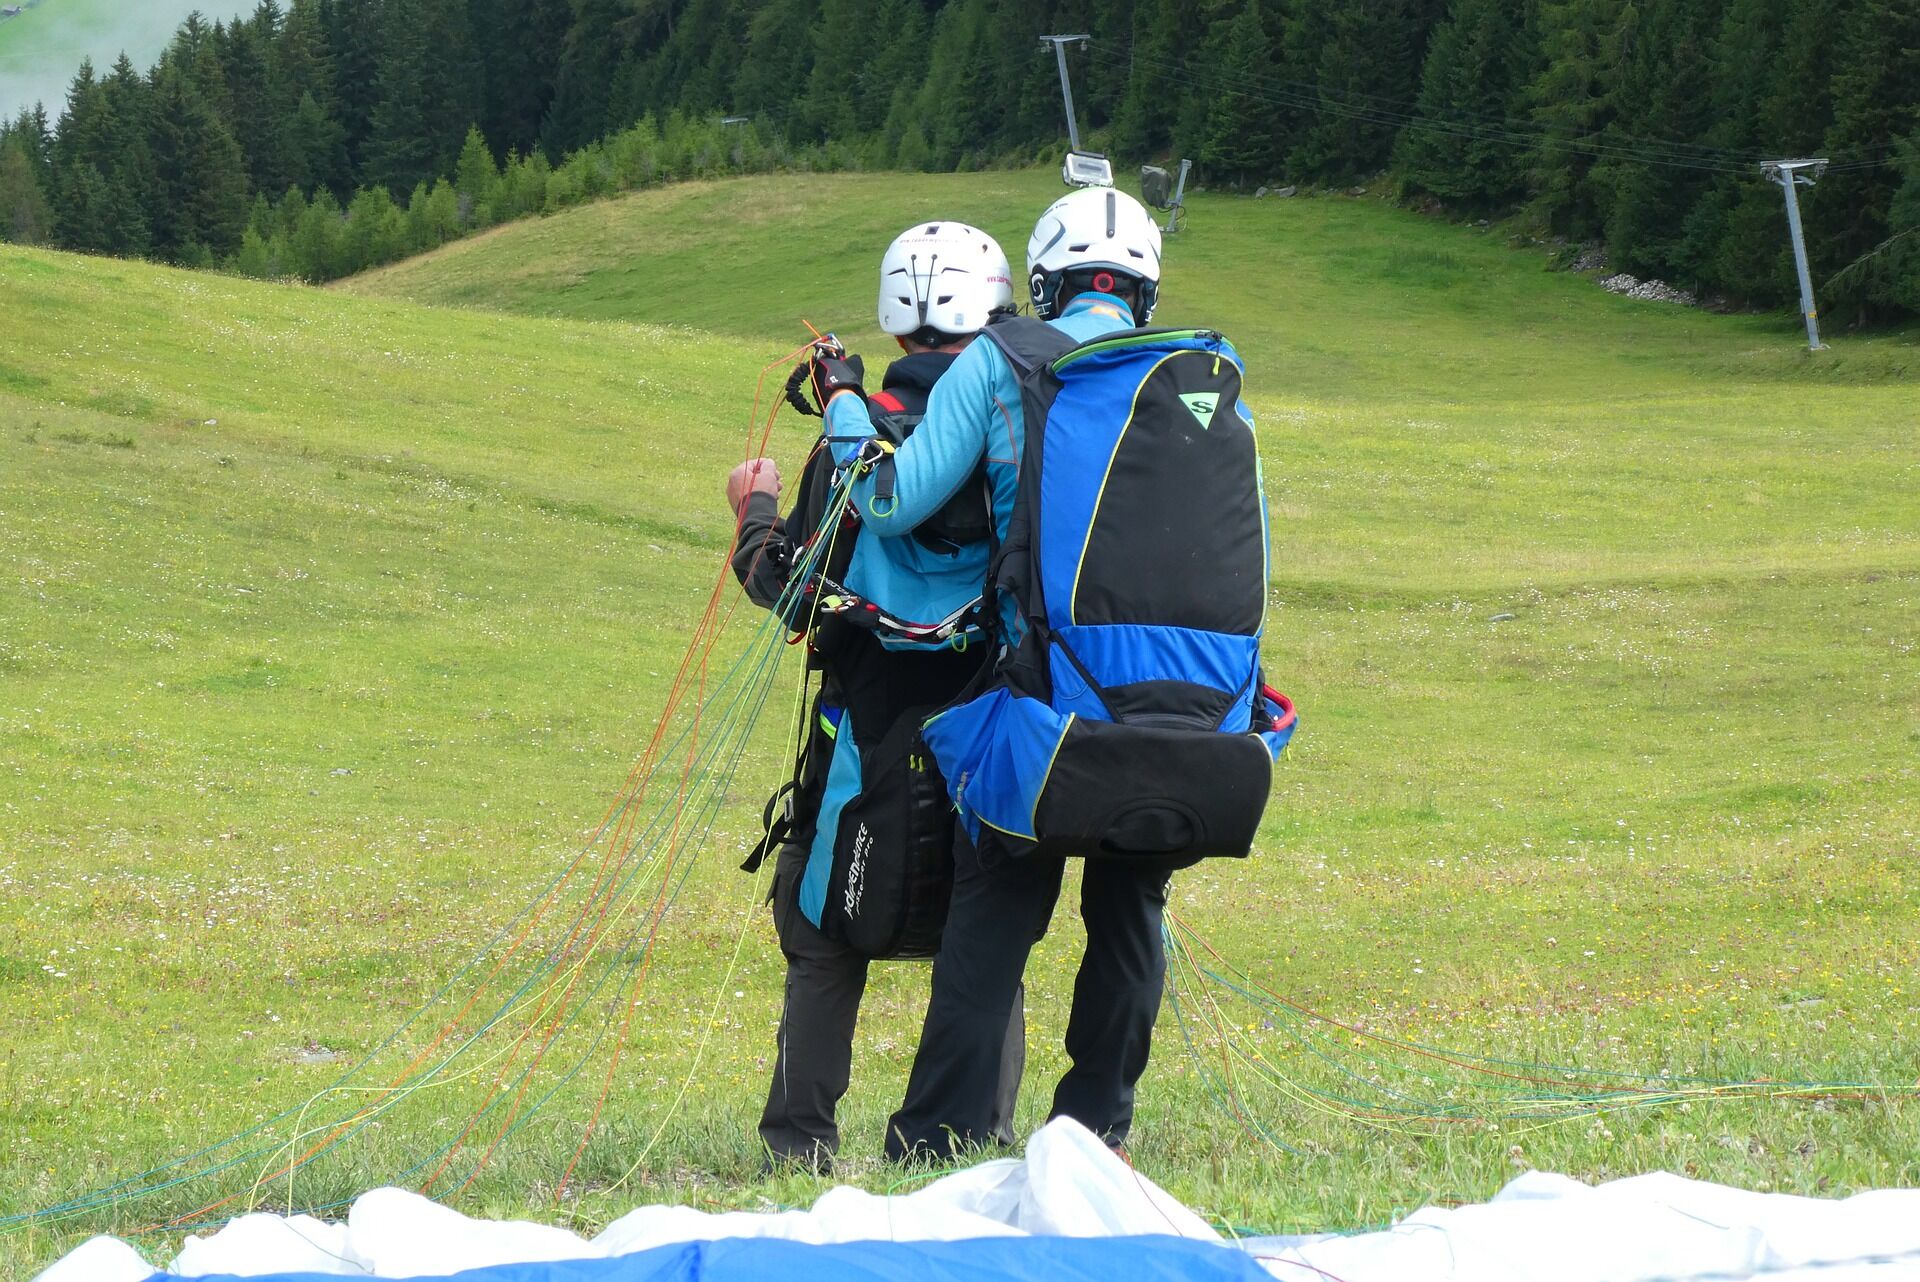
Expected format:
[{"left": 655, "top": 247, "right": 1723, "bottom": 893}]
[{"left": 726, "top": 457, "right": 782, "bottom": 514}]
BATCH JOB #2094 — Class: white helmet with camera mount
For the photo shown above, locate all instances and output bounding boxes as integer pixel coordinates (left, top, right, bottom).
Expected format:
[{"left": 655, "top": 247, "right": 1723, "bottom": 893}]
[
  {"left": 1026, "top": 185, "right": 1163, "bottom": 321},
  {"left": 877, "top": 222, "right": 1015, "bottom": 340}
]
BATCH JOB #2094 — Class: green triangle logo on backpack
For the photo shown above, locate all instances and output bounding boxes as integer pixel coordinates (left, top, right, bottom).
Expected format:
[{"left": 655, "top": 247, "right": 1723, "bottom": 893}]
[{"left": 1178, "top": 391, "right": 1219, "bottom": 430}]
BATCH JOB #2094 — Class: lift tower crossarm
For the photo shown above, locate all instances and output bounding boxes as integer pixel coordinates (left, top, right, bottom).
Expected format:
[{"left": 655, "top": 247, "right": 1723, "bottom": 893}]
[{"left": 1038, "top": 34, "right": 1091, "bottom": 152}]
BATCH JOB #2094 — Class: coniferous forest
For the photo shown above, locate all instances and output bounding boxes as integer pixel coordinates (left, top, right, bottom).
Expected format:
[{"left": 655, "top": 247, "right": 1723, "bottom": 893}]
[{"left": 1, "top": 0, "right": 1916, "bottom": 323}]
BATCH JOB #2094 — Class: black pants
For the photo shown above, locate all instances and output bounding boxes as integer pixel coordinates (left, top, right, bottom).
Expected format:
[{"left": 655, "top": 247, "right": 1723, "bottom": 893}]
[
  {"left": 758, "top": 841, "right": 1024, "bottom": 1164},
  {"left": 884, "top": 833, "right": 1174, "bottom": 1161}
]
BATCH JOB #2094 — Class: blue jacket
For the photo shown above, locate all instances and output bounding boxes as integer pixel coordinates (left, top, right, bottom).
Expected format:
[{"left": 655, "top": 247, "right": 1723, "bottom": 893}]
[{"left": 823, "top": 293, "right": 1140, "bottom": 639}]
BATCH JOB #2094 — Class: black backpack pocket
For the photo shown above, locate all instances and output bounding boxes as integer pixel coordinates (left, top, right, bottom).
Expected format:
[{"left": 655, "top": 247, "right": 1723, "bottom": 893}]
[
  {"left": 984, "top": 717, "right": 1273, "bottom": 865},
  {"left": 821, "top": 706, "right": 957, "bottom": 960}
]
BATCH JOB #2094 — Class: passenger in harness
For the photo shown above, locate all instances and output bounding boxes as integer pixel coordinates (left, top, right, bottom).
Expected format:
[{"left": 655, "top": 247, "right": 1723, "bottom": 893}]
[
  {"left": 727, "top": 222, "right": 1023, "bottom": 1171},
  {"left": 815, "top": 188, "right": 1294, "bottom": 1161}
]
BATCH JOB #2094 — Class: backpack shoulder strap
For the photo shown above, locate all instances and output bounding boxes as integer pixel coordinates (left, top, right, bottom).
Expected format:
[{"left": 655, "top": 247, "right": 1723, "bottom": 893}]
[
  {"left": 974, "top": 320, "right": 1074, "bottom": 674},
  {"left": 980, "top": 316, "right": 1077, "bottom": 377}
]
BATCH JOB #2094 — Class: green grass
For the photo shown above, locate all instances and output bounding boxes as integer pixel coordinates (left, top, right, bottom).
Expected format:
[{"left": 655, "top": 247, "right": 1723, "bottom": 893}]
[
  {"left": 0, "top": 0, "right": 253, "bottom": 118},
  {"left": 4, "top": 172, "right": 1919, "bottom": 1276}
]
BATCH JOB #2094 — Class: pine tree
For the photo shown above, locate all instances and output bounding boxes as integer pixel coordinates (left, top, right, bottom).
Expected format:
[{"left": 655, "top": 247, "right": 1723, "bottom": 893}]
[
  {"left": 643, "top": 0, "right": 736, "bottom": 117},
  {"left": 231, "top": 223, "right": 278, "bottom": 276},
  {"left": 166, "top": 14, "right": 214, "bottom": 74},
  {"left": 498, "top": 148, "right": 552, "bottom": 218},
  {"left": 1198, "top": 1, "right": 1280, "bottom": 184},
  {"left": 1679, "top": 0, "right": 1790, "bottom": 304},
  {"left": 148, "top": 64, "right": 251, "bottom": 259},
  {"left": 98, "top": 56, "right": 160, "bottom": 253},
  {"left": 979, "top": 0, "right": 1069, "bottom": 154},
  {"left": 913, "top": 0, "right": 995, "bottom": 169},
  {"left": 7, "top": 105, "right": 55, "bottom": 190},
  {"left": 869, "top": 0, "right": 931, "bottom": 113},
  {"left": 361, "top": 0, "right": 484, "bottom": 192},
  {"left": 1686, "top": 0, "right": 1842, "bottom": 306},
  {"left": 51, "top": 59, "right": 103, "bottom": 237},
  {"left": 1762, "top": 0, "right": 1841, "bottom": 155},
  {"left": 732, "top": 0, "right": 816, "bottom": 131},
  {"left": 322, "top": 0, "right": 384, "bottom": 178},
  {"left": 1080, "top": 0, "right": 1142, "bottom": 137},
  {"left": 1880, "top": 132, "right": 1920, "bottom": 311},
  {"left": 407, "top": 176, "right": 463, "bottom": 251},
  {"left": 340, "top": 183, "right": 410, "bottom": 270},
  {"left": 1811, "top": 0, "right": 1920, "bottom": 322},
  {"left": 1286, "top": 0, "right": 1446, "bottom": 183},
  {"left": 1394, "top": 0, "right": 1530, "bottom": 208},
  {"left": 418, "top": 0, "right": 485, "bottom": 168},
  {"left": 0, "top": 139, "right": 55, "bottom": 244},
  {"left": 1594, "top": 0, "right": 1719, "bottom": 282},
  {"left": 254, "top": 0, "right": 285, "bottom": 42},
  {"left": 799, "top": 0, "right": 877, "bottom": 143},
  {"left": 894, "top": 122, "right": 933, "bottom": 171},
  {"left": 453, "top": 125, "right": 501, "bottom": 224},
  {"left": 284, "top": 89, "right": 349, "bottom": 193},
  {"left": 1521, "top": 0, "right": 1629, "bottom": 239},
  {"left": 1112, "top": 0, "right": 1198, "bottom": 161},
  {"left": 867, "top": 0, "right": 931, "bottom": 160},
  {"left": 176, "top": 18, "right": 237, "bottom": 121},
  {"left": 56, "top": 163, "right": 121, "bottom": 252},
  {"left": 221, "top": 14, "right": 289, "bottom": 195},
  {"left": 51, "top": 61, "right": 151, "bottom": 253},
  {"left": 474, "top": 0, "right": 569, "bottom": 158},
  {"left": 276, "top": 184, "right": 310, "bottom": 240},
  {"left": 275, "top": 0, "right": 337, "bottom": 108},
  {"left": 101, "top": 57, "right": 160, "bottom": 183},
  {"left": 288, "top": 186, "right": 345, "bottom": 277},
  {"left": 272, "top": 0, "right": 346, "bottom": 192},
  {"left": 542, "top": 0, "right": 628, "bottom": 155},
  {"left": 364, "top": 0, "right": 441, "bottom": 193}
]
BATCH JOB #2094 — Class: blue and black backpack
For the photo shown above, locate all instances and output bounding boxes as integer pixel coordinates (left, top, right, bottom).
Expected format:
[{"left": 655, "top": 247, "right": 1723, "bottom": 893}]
[{"left": 922, "top": 319, "right": 1296, "bottom": 864}]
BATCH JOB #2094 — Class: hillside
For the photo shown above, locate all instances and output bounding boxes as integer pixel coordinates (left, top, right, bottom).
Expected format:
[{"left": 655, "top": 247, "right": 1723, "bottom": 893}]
[
  {"left": 3, "top": 173, "right": 1918, "bottom": 1271},
  {"left": 347, "top": 172, "right": 1920, "bottom": 588},
  {"left": 342, "top": 171, "right": 1885, "bottom": 373}
]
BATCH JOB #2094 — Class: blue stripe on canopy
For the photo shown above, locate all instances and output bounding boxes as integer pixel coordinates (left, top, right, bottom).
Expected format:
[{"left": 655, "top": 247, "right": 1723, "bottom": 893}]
[{"left": 146, "top": 1232, "right": 1273, "bottom": 1282}]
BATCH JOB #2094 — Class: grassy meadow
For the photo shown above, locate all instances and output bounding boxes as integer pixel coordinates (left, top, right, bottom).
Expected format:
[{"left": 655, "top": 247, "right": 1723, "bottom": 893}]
[{"left": 3, "top": 171, "right": 1918, "bottom": 1275}]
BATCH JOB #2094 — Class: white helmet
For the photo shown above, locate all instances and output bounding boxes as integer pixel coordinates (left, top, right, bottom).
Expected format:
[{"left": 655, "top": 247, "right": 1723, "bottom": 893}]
[
  {"left": 876, "top": 221, "right": 1015, "bottom": 340},
  {"left": 1026, "top": 186, "right": 1163, "bottom": 321}
]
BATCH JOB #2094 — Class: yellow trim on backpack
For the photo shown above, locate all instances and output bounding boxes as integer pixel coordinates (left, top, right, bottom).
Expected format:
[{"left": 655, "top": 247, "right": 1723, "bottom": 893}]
[{"left": 1027, "top": 714, "right": 1077, "bottom": 839}]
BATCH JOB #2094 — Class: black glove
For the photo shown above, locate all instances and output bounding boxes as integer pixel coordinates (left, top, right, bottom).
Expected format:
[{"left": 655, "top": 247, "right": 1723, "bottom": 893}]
[
  {"left": 809, "top": 352, "right": 865, "bottom": 411},
  {"left": 782, "top": 352, "right": 864, "bottom": 416},
  {"left": 783, "top": 361, "right": 820, "bottom": 417}
]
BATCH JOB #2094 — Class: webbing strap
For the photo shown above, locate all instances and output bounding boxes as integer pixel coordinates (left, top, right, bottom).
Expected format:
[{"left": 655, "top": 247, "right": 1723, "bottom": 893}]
[
  {"left": 805, "top": 573, "right": 983, "bottom": 648},
  {"left": 739, "top": 779, "right": 796, "bottom": 874},
  {"left": 980, "top": 316, "right": 1077, "bottom": 376}
]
